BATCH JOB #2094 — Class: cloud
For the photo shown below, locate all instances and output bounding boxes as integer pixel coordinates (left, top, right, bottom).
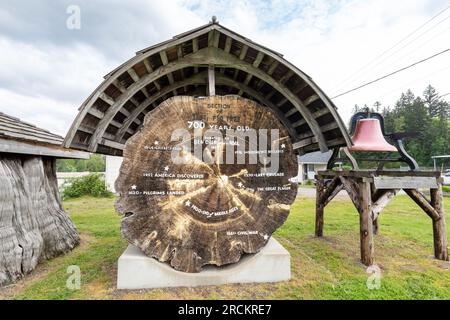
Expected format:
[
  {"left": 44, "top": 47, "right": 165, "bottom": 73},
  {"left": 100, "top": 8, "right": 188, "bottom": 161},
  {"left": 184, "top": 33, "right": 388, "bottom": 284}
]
[
  {"left": 0, "top": 0, "right": 203, "bottom": 60},
  {"left": 182, "top": 0, "right": 450, "bottom": 121},
  {"left": 0, "top": 0, "right": 449, "bottom": 137},
  {"left": 0, "top": 88, "right": 76, "bottom": 136},
  {"left": 0, "top": 37, "right": 113, "bottom": 103},
  {"left": 0, "top": 0, "right": 204, "bottom": 135}
]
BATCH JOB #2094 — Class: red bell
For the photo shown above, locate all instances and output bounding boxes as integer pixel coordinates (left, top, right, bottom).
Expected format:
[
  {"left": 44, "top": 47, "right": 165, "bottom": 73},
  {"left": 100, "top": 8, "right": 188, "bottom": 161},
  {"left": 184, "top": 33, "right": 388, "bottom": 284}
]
[{"left": 349, "top": 119, "right": 397, "bottom": 152}]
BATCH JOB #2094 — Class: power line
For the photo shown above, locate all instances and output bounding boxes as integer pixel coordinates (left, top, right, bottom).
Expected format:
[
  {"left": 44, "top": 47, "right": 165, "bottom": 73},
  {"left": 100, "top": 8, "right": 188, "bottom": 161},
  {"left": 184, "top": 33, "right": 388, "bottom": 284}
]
[
  {"left": 331, "top": 48, "right": 450, "bottom": 99},
  {"left": 440, "top": 92, "right": 450, "bottom": 98},
  {"left": 331, "top": 5, "right": 450, "bottom": 94},
  {"left": 350, "top": 12, "right": 450, "bottom": 86},
  {"left": 332, "top": 5, "right": 450, "bottom": 93},
  {"left": 377, "top": 64, "right": 450, "bottom": 101},
  {"left": 377, "top": 23, "right": 450, "bottom": 76}
]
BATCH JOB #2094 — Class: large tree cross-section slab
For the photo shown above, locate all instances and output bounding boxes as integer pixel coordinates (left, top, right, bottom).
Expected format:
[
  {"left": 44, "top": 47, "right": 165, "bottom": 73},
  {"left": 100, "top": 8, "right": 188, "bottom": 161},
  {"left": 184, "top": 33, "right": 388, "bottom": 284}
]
[{"left": 115, "top": 96, "right": 298, "bottom": 273}]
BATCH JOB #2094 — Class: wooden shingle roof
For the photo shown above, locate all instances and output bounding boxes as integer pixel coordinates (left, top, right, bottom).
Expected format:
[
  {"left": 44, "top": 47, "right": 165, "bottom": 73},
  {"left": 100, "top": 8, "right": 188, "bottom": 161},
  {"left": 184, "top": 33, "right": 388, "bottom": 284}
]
[
  {"left": 0, "top": 112, "right": 64, "bottom": 145},
  {"left": 0, "top": 112, "right": 89, "bottom": 159}
]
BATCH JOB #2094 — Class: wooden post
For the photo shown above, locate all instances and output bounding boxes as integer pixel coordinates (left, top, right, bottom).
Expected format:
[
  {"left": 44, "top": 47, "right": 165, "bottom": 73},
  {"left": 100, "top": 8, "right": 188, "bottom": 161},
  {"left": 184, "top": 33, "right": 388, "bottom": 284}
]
[
  {"left": 373, "top": 218, "right": 379, "bottom": 235},
  {"left": 315, "top": 170, "right": 447, "bottom": 266},
  {"left": 315, "top": 176, "right": 325, "bottom": 237},
  {"left": 371, "top": 189, "right": 398, "bottom": 235},
  {"left": 371, "top": 183, "right": 379, "bottom": 235},
  {"left": 430, "top": 185, "right": 449, "bottom": 261},
  {"left": 359, "top": 180, "right": 374, "bottom": 266},
  {"left": 208, "top": 65, "right": 215, "bottom": 96},
  {"left": 404, "top": 189, "right": 440, "bottom": 221}
]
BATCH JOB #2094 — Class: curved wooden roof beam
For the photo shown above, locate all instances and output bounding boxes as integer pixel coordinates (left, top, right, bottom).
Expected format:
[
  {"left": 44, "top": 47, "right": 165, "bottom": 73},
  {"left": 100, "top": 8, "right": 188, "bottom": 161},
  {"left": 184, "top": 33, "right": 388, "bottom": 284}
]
[
  {"left": 217, "top": 27, "right": 351, "bottom": 149},
  {"left": 64, "top": 25, "right": 218, "bottom": 148},
  {"left": 63, "top": 22, "right": 351, "bottom": 155},
  {"left": 115, "top": 71, "right": 210, "bottom": 141},
  {"left": 114, "top": 71, "right": 300, "bottom": 143},
  {"left": 87, "top": 46, "right": 327, "bottom": 152}
]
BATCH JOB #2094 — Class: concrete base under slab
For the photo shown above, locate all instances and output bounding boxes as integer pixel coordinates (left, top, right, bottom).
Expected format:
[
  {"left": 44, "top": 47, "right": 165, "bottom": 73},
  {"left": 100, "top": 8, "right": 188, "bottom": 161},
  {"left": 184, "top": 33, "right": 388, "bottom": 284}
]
[{"left": 117, "top": 238, "right": 291, "bottom": 289}]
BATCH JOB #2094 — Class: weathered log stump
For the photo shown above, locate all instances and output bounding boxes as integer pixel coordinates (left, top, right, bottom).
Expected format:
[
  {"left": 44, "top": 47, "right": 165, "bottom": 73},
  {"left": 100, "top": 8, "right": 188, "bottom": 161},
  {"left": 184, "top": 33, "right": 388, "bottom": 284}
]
[
  {"left": 0, "top": 156, "right": 79, "bottom": 286},
  {"left": 115, "top": 96, "right": 298, "bottom": 273}
]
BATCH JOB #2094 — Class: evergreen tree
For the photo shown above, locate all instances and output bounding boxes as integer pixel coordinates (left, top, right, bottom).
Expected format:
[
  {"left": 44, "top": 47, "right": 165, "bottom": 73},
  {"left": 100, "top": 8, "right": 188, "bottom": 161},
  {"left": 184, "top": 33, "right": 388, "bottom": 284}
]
[
  {"left": 359, "top": 85, "right": 449, "bottom": 167},
  {"left": 373, "top": 101, "right": 381, "bottom": 113},
  {"left": 423, "top": 85, "right": 441, "bottom": 117}
]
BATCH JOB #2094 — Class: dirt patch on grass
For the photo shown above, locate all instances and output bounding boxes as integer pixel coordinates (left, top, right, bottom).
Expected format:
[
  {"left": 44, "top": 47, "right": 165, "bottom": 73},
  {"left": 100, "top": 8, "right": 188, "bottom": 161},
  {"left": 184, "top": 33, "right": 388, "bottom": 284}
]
[
  {"left": 438, "top": 261, "right": 450, "bottom": 270},
  {"left": 112, "top": 282, "right": 279, "bottom": 300},
  {"left": 78, "top": 259, "right": 119, "bottom": 300},
  {"left": 400, "top": 264, "right": 426, "bottom": 272}
]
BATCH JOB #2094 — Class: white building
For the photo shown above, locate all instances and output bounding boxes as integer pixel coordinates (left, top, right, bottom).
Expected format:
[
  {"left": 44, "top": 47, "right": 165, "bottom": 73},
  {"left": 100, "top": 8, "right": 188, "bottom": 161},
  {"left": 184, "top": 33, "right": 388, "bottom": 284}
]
[
  {"left": 105, "top": 155, "right": 123, "bottom": 193},
  {"left": 294, "top": 151, "right": 332, "bottom": 183}
]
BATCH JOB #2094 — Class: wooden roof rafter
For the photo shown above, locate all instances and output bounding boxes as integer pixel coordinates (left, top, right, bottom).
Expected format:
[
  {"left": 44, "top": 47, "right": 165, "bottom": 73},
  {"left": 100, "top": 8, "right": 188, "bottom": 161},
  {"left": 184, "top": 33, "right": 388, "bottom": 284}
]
[{"left": 64, "top": 21, "right": 351, "bottom": 156}]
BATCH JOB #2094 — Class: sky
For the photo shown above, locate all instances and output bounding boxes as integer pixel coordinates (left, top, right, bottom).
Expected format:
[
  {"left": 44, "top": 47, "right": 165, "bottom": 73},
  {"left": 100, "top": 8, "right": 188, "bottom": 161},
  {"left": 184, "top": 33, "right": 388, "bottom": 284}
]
[{"left": 0, "top": 0, "right": 449, "bottom": 136}]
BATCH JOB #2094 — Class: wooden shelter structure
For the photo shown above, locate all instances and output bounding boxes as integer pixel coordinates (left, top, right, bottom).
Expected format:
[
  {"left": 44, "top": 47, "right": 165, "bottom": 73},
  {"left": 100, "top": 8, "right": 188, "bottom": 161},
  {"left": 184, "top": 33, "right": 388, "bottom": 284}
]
[
  {"left": 316, "top": 112, "right": 448, "bottom": 265},
  {"left": 62, "top": 20, "right": 355, "bottom": 273},
  {"left": 0, "top": 112, "right": 88, "bottom": 286},
  {"left": 63, "top": 20, "right": 351, "bottom": 156},
  {"left": 316, "top": 170, "right": 448, "bottom": 265}
]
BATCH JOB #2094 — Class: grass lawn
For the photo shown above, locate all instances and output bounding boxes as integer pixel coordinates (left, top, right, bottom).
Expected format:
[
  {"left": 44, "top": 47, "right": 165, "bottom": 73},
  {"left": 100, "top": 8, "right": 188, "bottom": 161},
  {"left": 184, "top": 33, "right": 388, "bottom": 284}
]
[{"left": 0, "top": 195, "right": 449, "bottom": 300}]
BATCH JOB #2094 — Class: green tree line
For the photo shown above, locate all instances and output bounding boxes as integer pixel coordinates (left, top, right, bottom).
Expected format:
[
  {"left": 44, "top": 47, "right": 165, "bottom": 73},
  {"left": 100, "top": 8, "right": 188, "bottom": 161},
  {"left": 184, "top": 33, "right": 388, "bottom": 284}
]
[
  {"left": 56, "top": 154, "right": 106, "bottom": 172},
  {"left": 353, "top": 85, "right": 449, "bottom": 167}
]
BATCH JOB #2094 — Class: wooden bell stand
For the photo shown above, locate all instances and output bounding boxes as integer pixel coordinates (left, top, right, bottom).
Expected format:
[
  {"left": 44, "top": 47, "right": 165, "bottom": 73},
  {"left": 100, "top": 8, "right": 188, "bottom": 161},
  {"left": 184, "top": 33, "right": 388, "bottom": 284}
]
[{"left": 315, "top": 170, "right": 448, "bottom": 266}]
